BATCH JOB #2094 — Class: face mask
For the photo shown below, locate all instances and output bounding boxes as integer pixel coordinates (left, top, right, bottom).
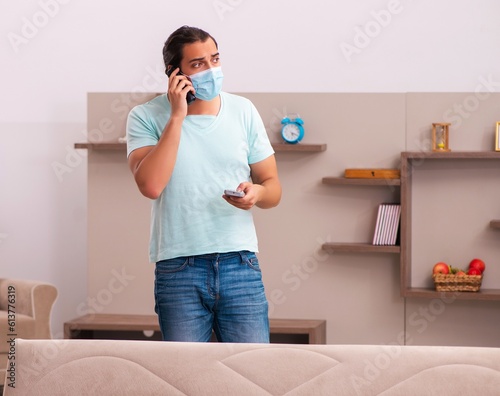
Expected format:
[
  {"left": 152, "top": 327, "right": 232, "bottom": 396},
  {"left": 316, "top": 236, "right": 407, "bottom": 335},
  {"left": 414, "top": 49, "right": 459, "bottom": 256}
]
[{"left": 189, "top": 67, "right": 224, "bottom": 101}]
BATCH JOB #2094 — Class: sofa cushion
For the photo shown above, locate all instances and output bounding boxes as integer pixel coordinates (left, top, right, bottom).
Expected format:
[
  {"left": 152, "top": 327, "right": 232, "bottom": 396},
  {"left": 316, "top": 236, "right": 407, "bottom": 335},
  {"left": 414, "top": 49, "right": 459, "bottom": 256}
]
[{"left": 0, "top": 311, "right": 35, "bottom": 353}]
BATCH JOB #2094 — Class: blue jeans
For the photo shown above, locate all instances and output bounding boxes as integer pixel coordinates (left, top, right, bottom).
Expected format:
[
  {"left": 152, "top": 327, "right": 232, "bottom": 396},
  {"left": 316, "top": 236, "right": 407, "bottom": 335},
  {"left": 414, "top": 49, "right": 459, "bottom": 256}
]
[{"left": 154, "top": 251, "right": 269, "bottom": 343}]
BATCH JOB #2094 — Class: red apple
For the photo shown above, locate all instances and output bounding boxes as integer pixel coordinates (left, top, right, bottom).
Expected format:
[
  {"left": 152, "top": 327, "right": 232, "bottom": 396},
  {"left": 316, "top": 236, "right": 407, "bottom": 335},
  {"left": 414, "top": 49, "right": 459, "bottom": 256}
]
[
  {"left": 467, "top": 268, "right": 482, "bottom": 276},
  {"left": 456, "top": 270, "right": 466, "bottom": 276},
  {"left": 469, "top": 258, "right": 485, "bottom": 274},
  {"left": 433, "top": 262, "right": 450, "bottom": 274}
]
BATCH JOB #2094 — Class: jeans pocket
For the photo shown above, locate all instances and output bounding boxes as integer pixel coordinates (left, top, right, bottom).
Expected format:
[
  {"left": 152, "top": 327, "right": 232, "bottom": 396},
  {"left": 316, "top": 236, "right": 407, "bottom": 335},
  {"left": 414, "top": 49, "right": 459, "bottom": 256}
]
[
  {"left": 156, "top": 257, "right": 190, "bottom": 274},
  {"left": 240, "top": 251, "right": 261, "bottom": 272}
]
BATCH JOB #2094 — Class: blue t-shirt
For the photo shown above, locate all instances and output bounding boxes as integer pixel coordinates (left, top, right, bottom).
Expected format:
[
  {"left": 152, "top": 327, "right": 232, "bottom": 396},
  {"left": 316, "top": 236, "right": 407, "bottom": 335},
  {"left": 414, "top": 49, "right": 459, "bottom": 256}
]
[{"left": 126, "top": 92, "right": 274, "bottom": 262}]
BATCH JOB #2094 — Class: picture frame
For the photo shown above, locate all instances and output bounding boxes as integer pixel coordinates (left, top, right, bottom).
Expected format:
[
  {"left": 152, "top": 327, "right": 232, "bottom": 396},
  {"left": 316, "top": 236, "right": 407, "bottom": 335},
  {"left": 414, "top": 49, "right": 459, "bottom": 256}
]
[{"left": 496, "top": 122, "right": 500, "bottom": 152}]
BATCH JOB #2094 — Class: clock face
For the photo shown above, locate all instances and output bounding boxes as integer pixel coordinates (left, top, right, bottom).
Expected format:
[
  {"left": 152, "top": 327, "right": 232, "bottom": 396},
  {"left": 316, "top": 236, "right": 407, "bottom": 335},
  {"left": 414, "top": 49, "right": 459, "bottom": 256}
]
[{"left": 282, "top": 124, "right": 301, "bottom": 141}]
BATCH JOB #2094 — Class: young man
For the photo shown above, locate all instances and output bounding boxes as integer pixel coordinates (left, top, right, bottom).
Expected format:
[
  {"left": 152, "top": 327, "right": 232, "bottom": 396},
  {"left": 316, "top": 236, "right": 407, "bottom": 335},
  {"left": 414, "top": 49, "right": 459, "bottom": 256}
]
[{"left": 126, "top": 26, "right": 281, "bottom": 343}]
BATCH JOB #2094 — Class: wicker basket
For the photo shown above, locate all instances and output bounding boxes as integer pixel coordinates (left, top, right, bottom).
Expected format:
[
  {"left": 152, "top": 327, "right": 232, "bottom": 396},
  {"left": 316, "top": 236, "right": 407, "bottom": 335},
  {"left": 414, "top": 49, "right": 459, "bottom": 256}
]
[{"left": 433, "top": 274, "right": 482, "bottom": 292}]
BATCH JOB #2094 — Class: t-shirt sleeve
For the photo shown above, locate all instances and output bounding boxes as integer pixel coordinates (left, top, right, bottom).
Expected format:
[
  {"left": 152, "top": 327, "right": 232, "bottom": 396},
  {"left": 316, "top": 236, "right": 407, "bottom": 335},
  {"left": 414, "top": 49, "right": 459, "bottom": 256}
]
[
  {"left": 247, "top": 102, "right": 275, "bottom": 164},
  {"left": 126, "top": 105, "right": 159, "bottom": 157}
]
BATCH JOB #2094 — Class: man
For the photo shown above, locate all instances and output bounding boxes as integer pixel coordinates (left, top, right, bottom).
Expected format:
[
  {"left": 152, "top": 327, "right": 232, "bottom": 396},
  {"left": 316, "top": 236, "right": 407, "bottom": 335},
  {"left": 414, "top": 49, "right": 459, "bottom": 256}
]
[{"left": 126, "top": 26, "right": 281, "bottom": 343}]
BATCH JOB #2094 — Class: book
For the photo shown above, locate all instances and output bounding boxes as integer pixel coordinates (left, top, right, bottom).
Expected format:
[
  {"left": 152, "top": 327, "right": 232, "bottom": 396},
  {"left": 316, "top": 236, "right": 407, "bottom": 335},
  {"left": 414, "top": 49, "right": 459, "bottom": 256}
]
[
  {"left": 389, "top": 205, "right": 401, "bottom": 245},
  {"left": 372, "top": 205, "right": 385, "bottom": 245},
  {"left": 379, "top": 205, "right": 391, "bottom": 245},
  {"left": 373, "top": 203, "right": 401, "bottom": 246}
]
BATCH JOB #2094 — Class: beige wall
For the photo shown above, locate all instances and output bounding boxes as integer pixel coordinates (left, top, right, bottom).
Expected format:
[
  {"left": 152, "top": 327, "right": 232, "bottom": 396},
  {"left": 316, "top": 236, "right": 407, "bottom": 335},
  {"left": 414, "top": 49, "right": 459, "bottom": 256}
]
[{"left": 84, "top": 92, "right": 500, "bottom": 346}]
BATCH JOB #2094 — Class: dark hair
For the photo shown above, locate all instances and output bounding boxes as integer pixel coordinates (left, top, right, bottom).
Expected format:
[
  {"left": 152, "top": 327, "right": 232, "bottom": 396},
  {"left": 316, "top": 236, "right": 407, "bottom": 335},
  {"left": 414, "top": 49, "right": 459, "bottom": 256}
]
[{"left": 162, "top": 26, "right": 218, "bottom": 74}]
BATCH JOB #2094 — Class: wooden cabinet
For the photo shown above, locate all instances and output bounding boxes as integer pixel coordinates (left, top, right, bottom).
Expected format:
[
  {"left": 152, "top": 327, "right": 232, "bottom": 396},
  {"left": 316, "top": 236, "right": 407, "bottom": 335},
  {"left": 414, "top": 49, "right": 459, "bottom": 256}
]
[{"left": 64, "top": 314, "right": 327, "bottom": 344}]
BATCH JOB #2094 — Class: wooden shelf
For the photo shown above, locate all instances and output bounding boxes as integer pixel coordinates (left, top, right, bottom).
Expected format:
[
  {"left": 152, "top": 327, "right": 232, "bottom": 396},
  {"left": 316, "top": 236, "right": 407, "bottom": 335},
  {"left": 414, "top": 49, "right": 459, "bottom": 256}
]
[
  {"left": 322, "top": 243, "right": 400, "bottom": 254},
  {"left": 272, "top": 143, "right": 327, "bottom": 152},
  {"left": 322, "top": 177, "right": 400, "bottom": 186},
  {"left": 74, "top": 142, "right": 327, "bottom": 153},
  {"left": 490, "top": 220, "right": 500, "bottom": 229},
  {"left": 402, "top": 151, "right": 500, "bottom": 160},
  {"left": 322, "top": 175, "right": 401, "bottom": 256},
  {"left": 403, "top": 288, "right": 500, "bottom": 301},
  {"left": 401, "top": 151, "right": 500, "bottom": 300},
  {"left": 75, "top": 142, "right": 125, "bottom": 150},
  {"left": 324, "top": 151, "right": 500, "bottom": 299}
]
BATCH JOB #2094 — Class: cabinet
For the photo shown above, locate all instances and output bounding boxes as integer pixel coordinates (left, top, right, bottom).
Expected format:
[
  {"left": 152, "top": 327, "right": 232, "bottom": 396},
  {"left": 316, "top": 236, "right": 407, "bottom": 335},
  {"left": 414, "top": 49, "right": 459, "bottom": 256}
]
[
  {"left": 64, "top": 314, "right": 326, "bottom": 344},
  {"left": 322, "top": 151, "right": 500, "bottom": 301}
]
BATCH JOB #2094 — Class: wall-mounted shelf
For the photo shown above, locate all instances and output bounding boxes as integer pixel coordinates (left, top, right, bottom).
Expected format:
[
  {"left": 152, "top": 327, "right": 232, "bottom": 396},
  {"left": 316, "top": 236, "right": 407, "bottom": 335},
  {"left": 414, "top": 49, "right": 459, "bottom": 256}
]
[
  {"left": 321, "top": 176, "right": 400, "bottom": 254},
  {"left": 75, "top": 142, "right": 124, "bottom": 150},
  {"left": 490, "top": 220, "right": 500, "bottom": 229},
  {"left": 403, "top": 288, "right": 500, "bottom": 301},
  {"left": 273, "top": 143, "right": 327, "bottom": 152},
  {"left": 323, "top": 151, "right": 500, "bottom": 301},
  {"left": 322, "top": 177, "right": 400, "bottom": 186},
  {"left": 322, "top": 243, "right": 400, "bottom": 254},
  {"left": 75, "top": 142, "right": 327, "bottom": 153},
  {"left": 401, "top": 151, "right": 500, "bottom": 301},
  {"left": 402, "top": 151, "right": 500, "bottom": 160}
]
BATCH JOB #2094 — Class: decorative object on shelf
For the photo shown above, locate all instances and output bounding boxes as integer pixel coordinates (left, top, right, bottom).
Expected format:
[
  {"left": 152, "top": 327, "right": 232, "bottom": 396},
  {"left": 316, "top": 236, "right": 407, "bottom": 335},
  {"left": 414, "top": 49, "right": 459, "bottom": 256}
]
[
  {"left": 432, "top": 123, "right": 451, "bottom": 152},
  {"left": 281, "top": 114, "right": 304, "bottom": 144},
  {"left": 344, "top": 169, "right": 400, "bottom": 179},
  {"left": 431, "top": 258, "right": 485, "bottom": 292},
  {"left": 496, "top": 122, "right": 500, "bottom": 152},
  {"left": 433, "top": 274, "right": 482, "bottom": 292}
]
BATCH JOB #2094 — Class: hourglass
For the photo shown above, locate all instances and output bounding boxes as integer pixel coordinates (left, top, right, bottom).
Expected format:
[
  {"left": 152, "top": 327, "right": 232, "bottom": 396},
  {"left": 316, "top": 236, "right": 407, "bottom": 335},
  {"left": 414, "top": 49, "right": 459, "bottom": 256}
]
[{"left": 432, "top": 123, "right": 450, "bottom": 152}]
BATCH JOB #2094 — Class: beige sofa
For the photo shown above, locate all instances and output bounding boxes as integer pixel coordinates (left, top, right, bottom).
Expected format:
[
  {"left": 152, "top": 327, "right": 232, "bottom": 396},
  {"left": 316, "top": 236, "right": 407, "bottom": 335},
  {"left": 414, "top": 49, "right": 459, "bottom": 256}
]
[
  {"left": 4, "top": 338, "right": 500, "bottom": 395},
  {"left": 0, "top": 279, "right": 57, "bottom": 389}
]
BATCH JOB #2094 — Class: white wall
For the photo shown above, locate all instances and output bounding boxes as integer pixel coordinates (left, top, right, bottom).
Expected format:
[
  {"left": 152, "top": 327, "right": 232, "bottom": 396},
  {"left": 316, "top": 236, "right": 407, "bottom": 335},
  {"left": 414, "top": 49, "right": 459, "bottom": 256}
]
[{"left": 1, "top": 0, "right": 500, "bottom": 339}]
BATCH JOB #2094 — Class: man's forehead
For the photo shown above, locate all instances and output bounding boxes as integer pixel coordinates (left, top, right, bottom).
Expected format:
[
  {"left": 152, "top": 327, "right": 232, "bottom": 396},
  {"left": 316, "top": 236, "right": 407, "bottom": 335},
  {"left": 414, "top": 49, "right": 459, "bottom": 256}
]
[{"left": 183, "top": 38, "right": 217, "bottom": 53}]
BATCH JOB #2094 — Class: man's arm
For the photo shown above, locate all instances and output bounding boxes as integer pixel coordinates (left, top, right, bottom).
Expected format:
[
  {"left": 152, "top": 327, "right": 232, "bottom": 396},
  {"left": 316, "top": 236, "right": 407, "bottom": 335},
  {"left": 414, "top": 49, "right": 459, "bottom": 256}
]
[
  {"left": 128, "top": 68, "right": 193, "bottom": 199},
  {"left": 128, "top": 116, "right": 183, "bottom": 200}
]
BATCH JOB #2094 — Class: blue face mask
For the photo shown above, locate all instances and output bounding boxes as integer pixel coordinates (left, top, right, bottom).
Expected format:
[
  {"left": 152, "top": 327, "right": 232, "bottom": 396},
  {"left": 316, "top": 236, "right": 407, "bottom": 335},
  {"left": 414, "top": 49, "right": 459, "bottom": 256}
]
[{"left": 189, "top": 67, "right": 224, "bottom": 101}]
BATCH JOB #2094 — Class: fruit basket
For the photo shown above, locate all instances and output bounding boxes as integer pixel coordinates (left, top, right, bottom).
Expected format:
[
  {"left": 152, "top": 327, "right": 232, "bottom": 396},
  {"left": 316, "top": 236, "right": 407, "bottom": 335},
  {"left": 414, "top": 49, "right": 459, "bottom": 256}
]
[{"left": 432, "top": 274, "right": 482, "bottom": 292}]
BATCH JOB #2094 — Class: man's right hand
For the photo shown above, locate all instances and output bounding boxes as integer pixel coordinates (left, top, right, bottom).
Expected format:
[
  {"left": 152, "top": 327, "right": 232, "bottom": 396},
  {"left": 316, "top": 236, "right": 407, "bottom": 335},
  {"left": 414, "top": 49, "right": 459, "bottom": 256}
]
[{"left": 167, "top": 68, "right": 195, "bottom": 118}]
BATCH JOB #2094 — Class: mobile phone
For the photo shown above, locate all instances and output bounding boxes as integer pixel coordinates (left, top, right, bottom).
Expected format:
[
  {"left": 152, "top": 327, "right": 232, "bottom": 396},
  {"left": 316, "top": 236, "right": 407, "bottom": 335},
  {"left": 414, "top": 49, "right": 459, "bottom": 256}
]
[
  {"left": 224, "top": 189, "right": 245, "bottom": 198},
  {"left": 166, "top": 66, "right": 196, "bottom": 105}
]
